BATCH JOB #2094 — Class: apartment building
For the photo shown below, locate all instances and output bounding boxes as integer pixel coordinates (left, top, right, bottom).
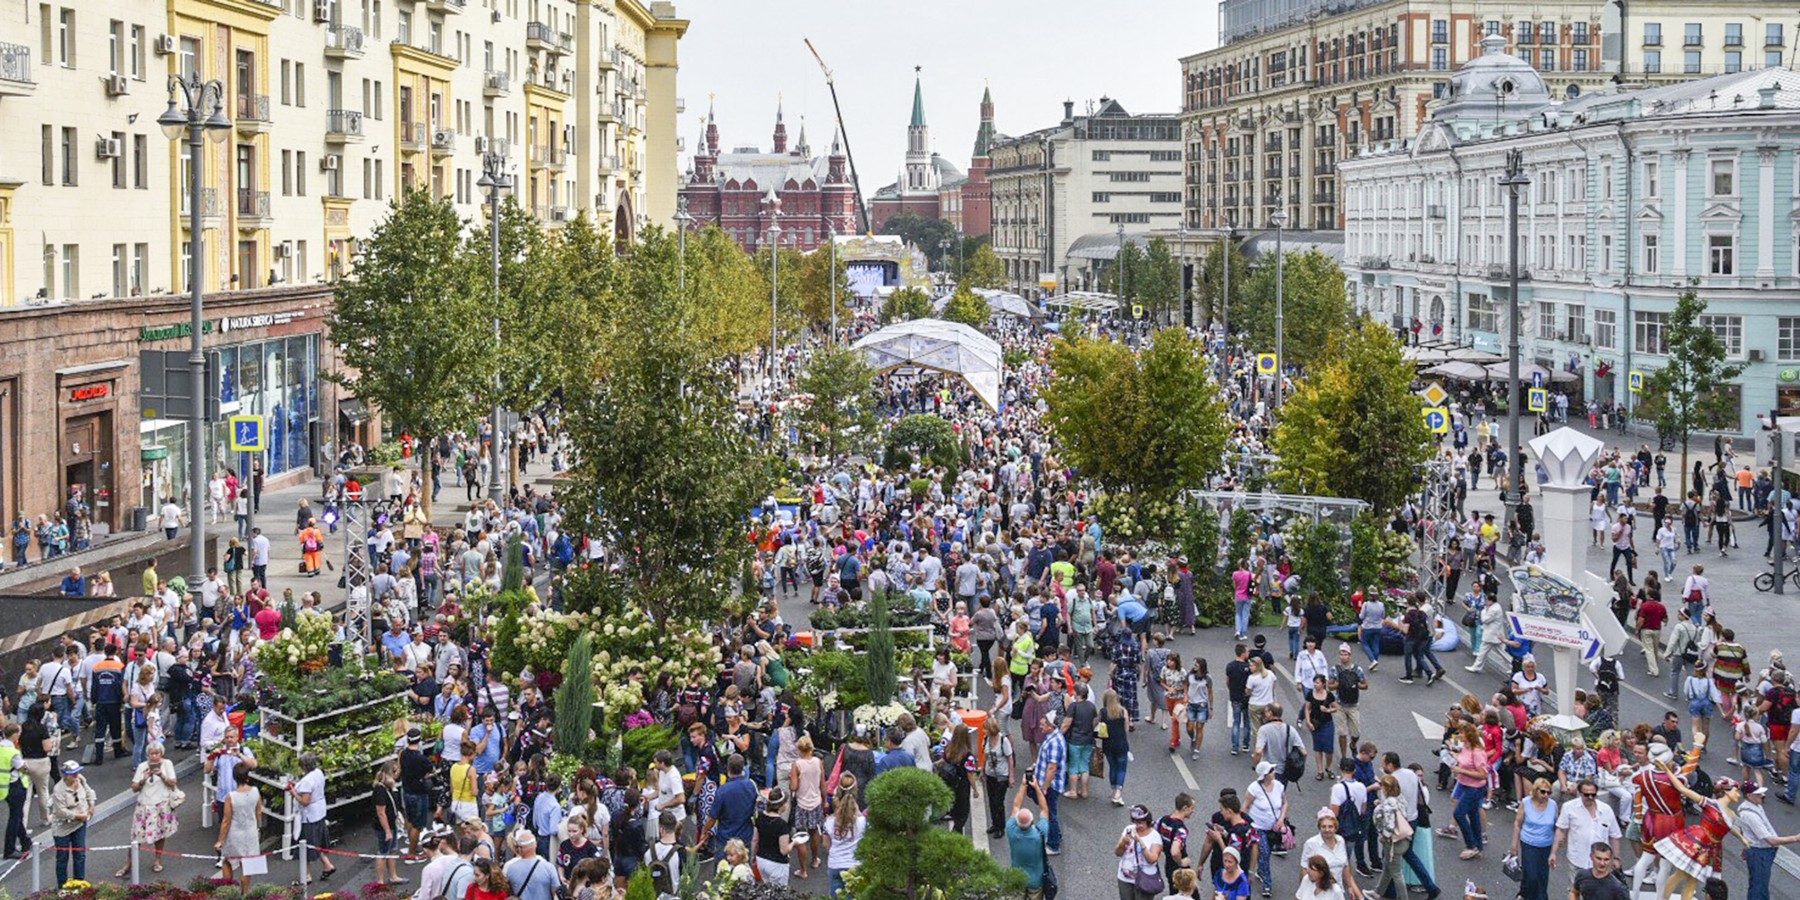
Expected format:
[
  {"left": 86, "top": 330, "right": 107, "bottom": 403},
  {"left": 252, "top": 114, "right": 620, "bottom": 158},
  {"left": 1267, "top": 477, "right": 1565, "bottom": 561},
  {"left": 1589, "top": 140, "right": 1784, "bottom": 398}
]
[
  {"left": 988, "top": 98, "right": 1182, "bottom": 299},
  {"left": 0, "top": 0, "right": 686, "bottom": 307},
  {"left": 1180, "top": 0, "right": 1800, "bottom": 234},
  {"left": 1343, "top": 39, "right": 1800, "bottom": 435}
]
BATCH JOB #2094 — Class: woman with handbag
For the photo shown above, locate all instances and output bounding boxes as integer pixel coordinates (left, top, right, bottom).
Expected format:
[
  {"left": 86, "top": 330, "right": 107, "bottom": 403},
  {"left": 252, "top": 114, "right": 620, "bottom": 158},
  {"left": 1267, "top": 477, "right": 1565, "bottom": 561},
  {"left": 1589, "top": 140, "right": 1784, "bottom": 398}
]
[
  {"left": 981, "top": 716, "right": 1016, "bottom": 839},
  {"left": 1114, "top": 803, "right": 1165, "bottom": 900},
  {"left": 119, "top": 741, "right": 180, "bottom": 877},
  {"left": 1248, "top": 760, "right": 1290, "bottom": 897},
  {"left": 1507, "top": 777, "right": 1558, "bottom": 900}
]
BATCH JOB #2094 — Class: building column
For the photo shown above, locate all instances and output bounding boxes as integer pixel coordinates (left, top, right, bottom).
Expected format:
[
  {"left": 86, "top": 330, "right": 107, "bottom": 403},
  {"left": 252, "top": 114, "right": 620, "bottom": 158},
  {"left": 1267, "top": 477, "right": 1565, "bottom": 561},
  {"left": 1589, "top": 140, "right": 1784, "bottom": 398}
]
[
  {"left": 1759, "top": 146, "right": 1777, "bottom": 278},
  {"left": 1672, "top": 150, "right": 1690, "bottom": 277}
]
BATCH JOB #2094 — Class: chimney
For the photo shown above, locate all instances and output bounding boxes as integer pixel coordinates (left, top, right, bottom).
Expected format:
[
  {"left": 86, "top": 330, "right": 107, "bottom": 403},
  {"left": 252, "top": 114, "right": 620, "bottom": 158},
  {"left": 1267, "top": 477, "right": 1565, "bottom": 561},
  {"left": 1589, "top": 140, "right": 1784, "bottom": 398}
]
[
  {"left": 1760, "top": 85, "right": 1780, "bottom": 109},
  {"left": 1062, "top": 99, "right": 1074, "bottom": 124}
]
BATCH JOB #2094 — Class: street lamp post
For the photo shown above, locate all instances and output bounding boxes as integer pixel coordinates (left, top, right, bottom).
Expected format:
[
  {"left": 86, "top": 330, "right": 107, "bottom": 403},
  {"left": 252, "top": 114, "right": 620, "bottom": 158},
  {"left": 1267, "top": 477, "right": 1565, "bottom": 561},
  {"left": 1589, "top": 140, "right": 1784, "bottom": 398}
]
[
  {"left": 1270, "top": 208, "right": 1289, "bottom": 408},
  {"left": 1502, "top": 149, "right": 1532, "bottom": 527},
  {"left": 1177, "top": 221, "right": 1188, "bottom": 328},
  {"left": 476, "top": 151, "right": 512, "bottom": 502},
  {"left": 767, "top": 193, "right": 782, "bottom": 394},
  {"left": 675, "top": 195, "right": 692, "bottom": 293},
  {"left": 158, "top": 73, "right": 232, "bottom": 595},
  {"left": 1222, "top": 221, "right": 1235, "bottom": 338},
  {"left": 938, "top": 237, "right": 951, "bottom": 288},
  {"left": 826, "top": 220, "right": 838, "bottom": 344}
]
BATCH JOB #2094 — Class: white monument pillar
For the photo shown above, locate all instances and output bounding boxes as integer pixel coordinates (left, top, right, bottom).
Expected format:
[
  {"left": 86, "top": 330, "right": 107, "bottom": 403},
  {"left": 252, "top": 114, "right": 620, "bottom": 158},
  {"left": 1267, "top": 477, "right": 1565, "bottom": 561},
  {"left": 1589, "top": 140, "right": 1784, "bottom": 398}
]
[{"left": 1525, "top": 427, "right": 1608, "bottom": 733}]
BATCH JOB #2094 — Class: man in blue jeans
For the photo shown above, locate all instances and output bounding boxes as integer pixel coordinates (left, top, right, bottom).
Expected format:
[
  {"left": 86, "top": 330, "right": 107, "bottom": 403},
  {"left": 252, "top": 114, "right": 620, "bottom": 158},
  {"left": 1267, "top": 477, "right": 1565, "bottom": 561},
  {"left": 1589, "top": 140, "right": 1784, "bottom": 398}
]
[
  {"left": 1357, "top": 593, "right": 1386, "bottom": 670},
  {"left": 1226, "top": 644, "right": 1253, "bottom": 754},
  {"left": 1394, "top": 596, "right": 1444, "bottom": 686},
  {"left": 1030, "top": 711, "right": 1066, "bottom": 854}
]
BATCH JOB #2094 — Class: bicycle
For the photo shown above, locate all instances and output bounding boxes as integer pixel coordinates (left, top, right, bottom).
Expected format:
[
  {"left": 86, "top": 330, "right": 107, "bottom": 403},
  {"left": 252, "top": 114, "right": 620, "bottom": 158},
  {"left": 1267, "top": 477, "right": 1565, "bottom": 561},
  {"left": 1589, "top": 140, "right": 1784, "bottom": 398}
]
[{"left": 1752, "top": 566, "right": 1800, "bottom": 592}]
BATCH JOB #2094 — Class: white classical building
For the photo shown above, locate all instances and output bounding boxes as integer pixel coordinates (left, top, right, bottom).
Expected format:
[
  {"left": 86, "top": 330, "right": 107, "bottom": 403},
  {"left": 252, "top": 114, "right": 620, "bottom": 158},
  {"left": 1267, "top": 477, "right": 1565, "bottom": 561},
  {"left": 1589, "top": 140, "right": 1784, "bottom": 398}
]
[{"left": 1343, "top": 34, "right": 1800, "bottom": 435}]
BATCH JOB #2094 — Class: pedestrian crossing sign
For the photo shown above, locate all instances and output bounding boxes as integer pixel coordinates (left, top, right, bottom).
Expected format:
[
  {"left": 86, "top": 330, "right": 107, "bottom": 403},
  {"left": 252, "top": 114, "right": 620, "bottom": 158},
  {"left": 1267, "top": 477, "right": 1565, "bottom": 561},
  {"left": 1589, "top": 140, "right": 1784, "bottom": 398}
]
[
  {"left": 1423, "top": 408, "right": 1450, "bottom": 434},
  {"left": 1628, "top": 370, "right": 1644, "bottom": 393},
  {"left": 229, "top": 415, "right": 267, "bottom": 452},
  {"left": 1256, "top": 353, "right": 1278, "bottom": 375},
  {"left": 1527, "top": 388, "right": 1547, "bottom": 413},
  {"left": 1131, "top": 304, "right": 1144, "bottom": 319}
]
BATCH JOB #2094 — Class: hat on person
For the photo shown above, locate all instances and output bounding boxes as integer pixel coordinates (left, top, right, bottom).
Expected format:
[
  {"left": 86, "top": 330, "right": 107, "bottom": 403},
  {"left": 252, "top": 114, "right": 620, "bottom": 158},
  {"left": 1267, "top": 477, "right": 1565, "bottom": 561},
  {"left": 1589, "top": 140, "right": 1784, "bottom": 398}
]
[
  {"left": 1042, "top": 710, "right": 1059, "bottom": 727},
  {"left": 1255, "top": 760, "right": 1277, "bottom": 777},
  {"left": 1129, "top": 804, "right": 1152, "bottom": 822},
  {"left": 1749, "top": 783, "right": 1769, "bottom": 797},
  {"left": 1316, "top": 806, "right": 1338, "bottom": 821},
  {"left": 1222, "top": 846, "right": 1240, "bottom": 861},
  {"left": 60, "top": 760, "right": 81, "bottom": 776}
]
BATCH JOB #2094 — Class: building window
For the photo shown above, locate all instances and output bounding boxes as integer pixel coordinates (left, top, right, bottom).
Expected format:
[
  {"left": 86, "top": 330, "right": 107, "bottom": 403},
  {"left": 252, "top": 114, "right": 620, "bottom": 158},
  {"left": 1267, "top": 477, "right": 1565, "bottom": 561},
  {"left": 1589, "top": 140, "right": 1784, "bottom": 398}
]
[
  {"left": 60, "top": 126, "right": 76, "bottom": 185},
  {"left": 1645, "top": 50, "right": 1662, "bottom": 73},
  {"left": 133, "top": 134, "right": 148, "bottom": 188},
  {"left": 1540, "top": 21, "right": 1557, "bottom": 43},
  {"left": 108, "top": 20, "right": 122, "bottom": 75},
  {"left": 58, "top": 8, "right": 74, "bottom": 66},
  {"left": 1635, "top": 310, "right": 1670, "bottom": 354},
  {"left": 1092, "top": 192, "right": 1111, "bottom": 202},
  {"left": 1540, "top": 48, "right": 1556, "bottom": 70},
  {"left": 1573, "top": 22, "right": 1590, "bottom": 43},
  {"left": 1108, "top": 172, "right": 1151, "bottom": 182},
  {"left": 1684, "top": 23, "right": 1703, "bottom": 45},
  {"left": 129, "top": 25, "right": 143, "bottom": 78},
  {"left": 1780, "top": 317, "right": 1800, "bottom": 360},
  {"left": 1644, "top": 23, "right": 1662, "bottom": 46},
  {"left": 1644, "top": 160, "right": 1660, "bottom": 196},
  {"left": 1432, "top": 19, "right": 1447, "bottom": 42},
  {"left": 1769, "top": 51, "right": 1784, "bottom": 68},
  {"left": 1726, "top": 23, "right": 1744, "bottom": 46},
  {"left": 1595, "top": 308, "right": 1617, "bottom": 349},
  {"left": 60, "top": 244, "right": 78, "bottom": 299},
  {"left": 1700, "top": 314, "right": 1744, "bottom": 357},
  {"left": 1566, "top": 304, "right": 1587, "bottom": 340},
  {"left": 1573, "top": 49, "right": 1589, "bottom": 70},
  {"left": 1148, "top": 150, "right": 1182, "bottom": 161},
  {"left": 1601, "top": 234, "right": 1613, "bottom": 272},
  {"left": 1684, "top": 50, "right": 1701, "bottom": 72},
  {"left": 1643, "top": 233, "right": 1660, "bottom": 273},
  {"left": 1518, "top": 20, "right": 1535, "bottom": 44},
  {"left": 1485, "top": 20, "right": 1501, "bottom": 36},
  {"left": 1711, "top": 158, "right": 1735, "bottom": 195},
  {"left": 1708, "top": 234, "right": 1735, "bottom": 274},
  {"left": 1538, "top": 302, "right": 1558, "bottom": 337},
  {"left": 1432, "top": 48, "right": 1448, "bottom": 70},
  {"left": 1110, "top": 213, "right": 1150, "bottom": 224},
  {"left": 1150, "top": 192, "right": 1182, "bottom": 202},
  {"left": 110, "top": 130, "right": 125, "bottom": 188},
  {"left": 1769, "top": 23, "right": 1786, "bottom": 46},
  {"left": 132, "top": 243, "right": 147, "bottom": 294},
  {"left": 1468, "top": 293, "right": 1498, "bottom": 332}
]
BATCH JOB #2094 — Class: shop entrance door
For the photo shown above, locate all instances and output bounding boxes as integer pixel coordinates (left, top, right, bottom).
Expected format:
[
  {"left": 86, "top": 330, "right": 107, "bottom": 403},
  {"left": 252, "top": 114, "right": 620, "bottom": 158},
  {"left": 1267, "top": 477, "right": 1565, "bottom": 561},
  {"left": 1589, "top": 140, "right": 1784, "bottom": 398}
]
[{"left": 62, "top": 413, "right": 113, "bottom": 530}]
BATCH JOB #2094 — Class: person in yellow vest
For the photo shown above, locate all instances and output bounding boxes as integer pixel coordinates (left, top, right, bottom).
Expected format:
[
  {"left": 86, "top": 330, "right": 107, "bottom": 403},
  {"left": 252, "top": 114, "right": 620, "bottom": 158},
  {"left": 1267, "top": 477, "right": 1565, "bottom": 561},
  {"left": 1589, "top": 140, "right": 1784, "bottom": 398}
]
[
  {"left": 140, "top": 561, "right": 159, "bottom": 598},
  {"left": 0, "top": 723, "right": 24, "bottom": 859},
  {"left": 1009, "top": 620, "right": 1036, "bottom": 698}
]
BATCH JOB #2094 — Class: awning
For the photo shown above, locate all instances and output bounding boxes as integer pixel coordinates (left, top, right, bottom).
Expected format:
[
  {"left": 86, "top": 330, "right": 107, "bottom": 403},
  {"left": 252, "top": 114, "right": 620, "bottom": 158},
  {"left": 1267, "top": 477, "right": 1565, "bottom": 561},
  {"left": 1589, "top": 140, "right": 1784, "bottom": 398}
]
[{"left": 339, "top": 398, "right": 371, "bottom": 424}]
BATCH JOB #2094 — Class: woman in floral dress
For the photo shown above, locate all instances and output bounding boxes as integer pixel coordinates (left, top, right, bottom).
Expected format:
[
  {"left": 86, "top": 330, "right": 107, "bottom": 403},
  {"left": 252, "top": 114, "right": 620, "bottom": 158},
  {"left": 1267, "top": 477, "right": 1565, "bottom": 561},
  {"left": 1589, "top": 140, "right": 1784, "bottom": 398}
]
[{"left": 120, "top": 742, "right": 179, "bottom": 877}]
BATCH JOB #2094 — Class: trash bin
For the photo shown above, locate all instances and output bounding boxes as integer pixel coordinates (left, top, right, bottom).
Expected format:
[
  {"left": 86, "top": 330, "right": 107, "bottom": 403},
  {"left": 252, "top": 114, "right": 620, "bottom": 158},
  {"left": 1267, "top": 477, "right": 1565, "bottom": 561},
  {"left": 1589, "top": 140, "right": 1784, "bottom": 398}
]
[
  {"left": 130, "top": 506, "right": 149, "bottom": 532},
  {"left": 958, "top": 709, "right": 989, "bottom": 769}
]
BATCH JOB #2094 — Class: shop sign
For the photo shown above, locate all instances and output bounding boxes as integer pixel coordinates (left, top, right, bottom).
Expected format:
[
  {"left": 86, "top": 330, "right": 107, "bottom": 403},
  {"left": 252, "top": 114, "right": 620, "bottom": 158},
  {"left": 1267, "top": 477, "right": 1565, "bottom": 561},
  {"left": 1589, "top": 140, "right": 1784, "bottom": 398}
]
[
  {"left": 138, "top": 321, "right": 214, "bottom": 343},
  {"left": 218, "top": 310, "right": 306, "bottom": 333},
  {"left": 1507, "top": 612, "right": 1603, "bottom": 660},
  {"left": 1780, "top": 368, "right": 1799, "bottom": 383},
  {"left": 68, "top": 383, "right": 111, "bottom": 402}
]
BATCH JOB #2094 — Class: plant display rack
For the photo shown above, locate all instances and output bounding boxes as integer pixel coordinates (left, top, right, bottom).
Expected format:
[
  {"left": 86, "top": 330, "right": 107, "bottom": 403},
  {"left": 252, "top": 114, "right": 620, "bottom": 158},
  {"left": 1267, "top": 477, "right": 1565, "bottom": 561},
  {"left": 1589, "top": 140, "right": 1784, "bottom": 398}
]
[{"left": 244, "top": 686, "right": 411, "bottom": 858}]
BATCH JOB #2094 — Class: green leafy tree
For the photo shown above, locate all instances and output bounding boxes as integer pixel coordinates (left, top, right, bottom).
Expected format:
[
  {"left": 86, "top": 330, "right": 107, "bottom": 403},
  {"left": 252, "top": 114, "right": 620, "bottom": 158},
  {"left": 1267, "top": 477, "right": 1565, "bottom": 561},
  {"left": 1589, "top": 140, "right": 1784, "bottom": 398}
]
[
  {"left": 1196, "top": 239, "right": 1249, "bottom": 331},
  {"left": 883, "top": 414, "right": 963, "bottom": 472},
  {"left": 536, "top": 212, "right": 622, "bottom": 388},
  {"left": 1643, "top": 285, "right": 1747, "bottom": 498},
  {"left": 794, "top": 241, "right": 852, "bottom": 329},
  {"left": 1109, "top": 240, "right": 1146, "bottom": 306},
  {"left": 1272, "top": 319, "right": 1433, "bottom": 511},
  {"left": 961, "top": 243, "right": 1007, "bottom": 290},
  {"left": 940, "top": 284, "right": 992, "bottom": 328},
  {"left": 794, "top": 346, "right": 881, "bottom": 457},
  {"left": 880, "top": 286, "right": 933, "bottom": 324},
  {"left": 555, "top": 633, "right": 595, "bottom": 749},
  {"left": 327, "top": 189, "right": 490, "bottom": 519},
  {"left": 563, "top": 229, "right": 769, "bottom": 622},
  {"left": 1044, "top": 328, "right": 1228, "bottom": 499},
  {"left": 1236, "top": 249, "right": 1350, "bottom": 371},
  {"left": 687, "top": 226, "right": 769, "bottom": 358},
  {"left": 501, "top": 535, "right": 526, "bottom": 593},
  {"left": 880, "top": 211, "right": 958, "bottom": 270},
  {"left": 853, "top": 768, "right": 1027, "bottom": 900},
  {"left": 1291, "top": 519, "right": 1346, "bottom": 603},
  {"left": 1140, "top": 237, "right": 1183, "bottom": 323}
]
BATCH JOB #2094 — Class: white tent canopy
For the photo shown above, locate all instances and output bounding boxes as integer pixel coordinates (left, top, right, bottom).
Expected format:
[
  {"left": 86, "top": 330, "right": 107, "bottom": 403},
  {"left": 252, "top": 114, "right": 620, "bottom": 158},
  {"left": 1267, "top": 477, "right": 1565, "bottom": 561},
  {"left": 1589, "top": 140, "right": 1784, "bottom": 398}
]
[
  {"left": 852, "top": 318, "right": 1004, "bottom": 410},
  {"left": 932, "top": 288, "right": 1042, "bottom": 320}
]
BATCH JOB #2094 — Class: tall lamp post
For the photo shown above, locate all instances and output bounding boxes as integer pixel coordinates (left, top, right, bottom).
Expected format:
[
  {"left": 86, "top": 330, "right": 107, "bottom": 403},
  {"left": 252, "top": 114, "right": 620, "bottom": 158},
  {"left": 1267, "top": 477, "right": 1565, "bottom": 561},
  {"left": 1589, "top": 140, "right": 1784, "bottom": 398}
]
[
  {"left": 1221, "top": 220, "right": 1235, "bottom": 338},
  {"left": 826, "top": 220, "right": 838, "bottom": 344},
  {"left": 766, "top": 192, "right": 782, "bottom": 394},
  {"left": 1270, "top": 208, "right": 1289, "bottom": 408},
  {"left": 158, "top": 73, "right": 231, "bottom": 594},
  {"left": 1501, "top": 149, "right": 1531, "bottom": 527},
  {"left": 938, "top": 237, "right": 952, "bottom": 287},
  {"left": 476, "top": 151, "right": 512, "bottom": 502},
  {"left": 675, "top": 195, "right": 692, "bottom": 293},
  {"left": 1177, "top": 221, "right": 1188, "bottom": 328}
]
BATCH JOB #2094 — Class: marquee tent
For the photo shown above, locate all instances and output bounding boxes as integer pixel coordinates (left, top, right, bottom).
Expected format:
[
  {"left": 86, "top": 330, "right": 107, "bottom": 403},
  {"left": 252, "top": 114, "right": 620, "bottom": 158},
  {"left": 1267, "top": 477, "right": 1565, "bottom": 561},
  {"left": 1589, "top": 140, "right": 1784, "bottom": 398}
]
[
  {"left": 931, "top": 287, "right": 1043, "bottom": 320},
  {"left": 851, "top": 318, "right": 1004, "bottom": 410}
]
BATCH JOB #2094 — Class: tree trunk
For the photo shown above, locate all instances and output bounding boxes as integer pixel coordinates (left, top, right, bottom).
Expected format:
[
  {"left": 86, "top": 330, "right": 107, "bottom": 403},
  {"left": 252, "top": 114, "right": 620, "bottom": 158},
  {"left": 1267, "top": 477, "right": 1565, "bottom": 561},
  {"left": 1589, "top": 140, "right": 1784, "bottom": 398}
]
[{"left": 1679, "top": 437, "right": 1689, "bottom": 502}]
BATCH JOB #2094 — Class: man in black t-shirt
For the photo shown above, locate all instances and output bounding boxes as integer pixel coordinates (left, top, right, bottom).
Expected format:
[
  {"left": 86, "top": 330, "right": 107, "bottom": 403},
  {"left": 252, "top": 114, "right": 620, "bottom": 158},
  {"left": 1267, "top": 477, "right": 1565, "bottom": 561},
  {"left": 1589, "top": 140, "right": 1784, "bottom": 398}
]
[
  {"left": 1226, "top": 644, "right": 1252, "bottom": 755},
  {"left": 399, "top": 727, "right": 435, "bottom": 857},
  {"left": 1571, "top": 842, "right": 1630, "bottom": 900},
  {"left": 1154, "top": 792, "right": 1196, "bottom": 890}
]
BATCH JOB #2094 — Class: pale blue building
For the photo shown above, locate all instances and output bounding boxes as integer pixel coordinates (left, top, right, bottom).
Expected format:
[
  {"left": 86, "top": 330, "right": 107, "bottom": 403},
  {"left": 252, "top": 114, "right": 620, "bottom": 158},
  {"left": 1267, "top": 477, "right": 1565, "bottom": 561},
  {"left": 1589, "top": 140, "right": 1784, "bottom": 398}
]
[{"left": 1343, "top": 34, "right": 1800, "bottom": 436}]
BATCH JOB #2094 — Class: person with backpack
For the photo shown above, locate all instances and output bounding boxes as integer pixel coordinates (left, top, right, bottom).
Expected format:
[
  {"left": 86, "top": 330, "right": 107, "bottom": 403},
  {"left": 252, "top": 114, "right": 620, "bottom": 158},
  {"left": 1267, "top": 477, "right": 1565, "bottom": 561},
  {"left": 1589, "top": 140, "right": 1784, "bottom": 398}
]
[
  {"left": 1330, "top": 758, "right": 1373, "bottom": 877},
  {"left": 1254, "top": 703, "right": 1305, "bottom": 785}
]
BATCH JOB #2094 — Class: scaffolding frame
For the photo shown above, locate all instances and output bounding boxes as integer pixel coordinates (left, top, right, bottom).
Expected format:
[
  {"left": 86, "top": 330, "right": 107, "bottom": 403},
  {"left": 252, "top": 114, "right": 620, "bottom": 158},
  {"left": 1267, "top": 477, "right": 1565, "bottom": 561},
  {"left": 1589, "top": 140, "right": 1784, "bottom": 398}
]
[{"left": 1414, "top": 459, "right": 1458, "bottom": 599}]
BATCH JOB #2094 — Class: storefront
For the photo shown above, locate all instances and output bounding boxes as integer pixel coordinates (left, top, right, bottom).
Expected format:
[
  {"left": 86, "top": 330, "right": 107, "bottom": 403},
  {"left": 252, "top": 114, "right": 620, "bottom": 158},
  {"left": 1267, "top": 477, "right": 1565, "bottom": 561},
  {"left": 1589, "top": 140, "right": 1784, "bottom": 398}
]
[{"left": 0, "top": 286, "right": 347, "bottom": 534}]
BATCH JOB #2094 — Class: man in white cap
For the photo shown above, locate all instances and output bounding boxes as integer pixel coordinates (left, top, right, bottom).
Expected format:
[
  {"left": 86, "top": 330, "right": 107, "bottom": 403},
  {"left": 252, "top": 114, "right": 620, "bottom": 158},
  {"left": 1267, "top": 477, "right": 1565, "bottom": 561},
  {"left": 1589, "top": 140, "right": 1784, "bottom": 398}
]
[{"left": 1735, "top": 782, "right": 1800, "bottom": 900}]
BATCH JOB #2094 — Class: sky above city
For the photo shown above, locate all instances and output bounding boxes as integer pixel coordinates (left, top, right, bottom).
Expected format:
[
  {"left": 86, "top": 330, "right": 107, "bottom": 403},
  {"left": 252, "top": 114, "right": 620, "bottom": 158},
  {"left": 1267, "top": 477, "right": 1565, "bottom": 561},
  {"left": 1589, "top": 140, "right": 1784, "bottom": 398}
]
[{"left": 674, "top": 0, "right": 1217, "bottom": 202}]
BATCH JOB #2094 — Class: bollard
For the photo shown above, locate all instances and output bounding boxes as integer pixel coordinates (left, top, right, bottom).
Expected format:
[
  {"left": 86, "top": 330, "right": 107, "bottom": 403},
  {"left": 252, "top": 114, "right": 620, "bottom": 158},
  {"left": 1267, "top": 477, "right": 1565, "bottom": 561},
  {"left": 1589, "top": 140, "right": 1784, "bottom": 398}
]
[
  {"left": 29, "top": 839, "right": 38, "bottom": 893},
  {"left": 130, "top": 844, "right": 140, "bottom": 885},
  {"left": 298, "top": 841, "right": 309, "bottom": 891}
]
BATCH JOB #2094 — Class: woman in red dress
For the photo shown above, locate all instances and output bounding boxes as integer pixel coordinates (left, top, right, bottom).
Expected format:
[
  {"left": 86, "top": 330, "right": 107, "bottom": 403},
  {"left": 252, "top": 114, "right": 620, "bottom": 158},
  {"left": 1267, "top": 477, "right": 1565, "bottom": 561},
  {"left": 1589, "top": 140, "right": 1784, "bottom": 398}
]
[{"left": 1652, "top": 769, "right": 1743, "bottom": 900}]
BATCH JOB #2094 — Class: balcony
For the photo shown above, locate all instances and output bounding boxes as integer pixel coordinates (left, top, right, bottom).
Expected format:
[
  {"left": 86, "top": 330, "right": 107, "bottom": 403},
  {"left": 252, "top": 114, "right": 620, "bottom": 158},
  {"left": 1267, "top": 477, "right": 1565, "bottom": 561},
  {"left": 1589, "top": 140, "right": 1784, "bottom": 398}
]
[
  {"left": 325, "top": 24, "right": 365, "bottom": 58},
  {"left": 535, "top": 204, "right": 572, "bottom": 224},
  {"left": 483, "top": 69, "right": 509, "bottom": 96},
  {"left": 530, "top": 143, "right": 565, "bottom": 170},
  {"left": 236, "top": 189, "right": 272, "bottom": 229},
  {"left": 675, "top": 96, "right": 685, "bottom": 114},
  {"left": 430, "top": 127, "right": 456, "bottom": 156},
  {"left": 426, "top": 0, "right": 464, "bottom": 12},
  {"left": 1267, "top": 136, "right": 1284, "bottom": 151},
  {"left": 400, "top": 121, "right": 426, "bottom": 153},
  {"left": 1359, "top": 255, "right": 1391, "bottom": 270},
  {"left": 600, "top": 154, "right": 619, "bottom": 171},
  {"left": 1313, "top": 191, "right": 1335, "bottom": 204},
  {"left": 179, "top": 187, "right": 222, "bottom": 225},
  {"left": 596, "top": 100, "right": 618, "bottom": 123},
  {"left": 526, "top": 22, "right": 571, "bottom": 54},
  {"left": 0, "top": 41, "right": 36, "bottom": 96},
  {"left": 598, "top": 47, "right": 619, "bottom": 70},
  {"left": 325, "top": 108, "right": 364, "bottom": 142},
  {"left": 234, "top": 93, "right": 271, "bottom": 134}
]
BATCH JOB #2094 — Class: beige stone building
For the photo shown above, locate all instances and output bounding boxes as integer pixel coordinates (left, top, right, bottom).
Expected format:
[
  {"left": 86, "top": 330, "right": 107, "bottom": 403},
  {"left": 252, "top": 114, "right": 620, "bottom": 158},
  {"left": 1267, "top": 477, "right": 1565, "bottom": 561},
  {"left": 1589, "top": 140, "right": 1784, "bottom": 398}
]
[
  {"left": 0, "top": 0, "right": 686, "bottom": 307},
  {"left": 1179, "top": 0, "right": 1800, "bottom": 234}
]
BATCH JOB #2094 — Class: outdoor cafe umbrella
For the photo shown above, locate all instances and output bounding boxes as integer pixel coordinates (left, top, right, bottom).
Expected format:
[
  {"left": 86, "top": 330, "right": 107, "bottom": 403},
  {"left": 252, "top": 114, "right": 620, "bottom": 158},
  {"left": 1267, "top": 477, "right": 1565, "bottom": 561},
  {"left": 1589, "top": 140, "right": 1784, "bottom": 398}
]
[{"left": 1423, "top": 361, "right": 1491, "bottom": 381}]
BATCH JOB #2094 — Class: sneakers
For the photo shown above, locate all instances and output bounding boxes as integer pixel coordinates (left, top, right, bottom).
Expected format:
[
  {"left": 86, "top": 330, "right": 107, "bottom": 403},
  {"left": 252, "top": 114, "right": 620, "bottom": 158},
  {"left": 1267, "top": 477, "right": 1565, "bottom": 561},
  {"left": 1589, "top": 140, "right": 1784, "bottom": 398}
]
[
  {"left": 1463, "top": 664, "right": 1484, "bottom": 673},
  {"left": 1046, "top": 847, "right": 1062, "bottom": 856},
  {"left": 1398, "top": 677, "right": 1416, "bottom": 684},
  {"left": 1191, "top": 749, "right": 1201, "bottom": 760},
  {"left": 1369, "top": 660, "right": 1380, "bottom": 672}
]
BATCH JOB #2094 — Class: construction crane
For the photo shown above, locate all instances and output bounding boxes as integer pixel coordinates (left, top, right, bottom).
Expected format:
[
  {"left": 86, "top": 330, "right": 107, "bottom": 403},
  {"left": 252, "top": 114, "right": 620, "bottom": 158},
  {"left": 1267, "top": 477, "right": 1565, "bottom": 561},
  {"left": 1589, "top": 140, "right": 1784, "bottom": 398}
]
[{"left": 804, "top": 37, "right": 871, "bottom": 235}]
